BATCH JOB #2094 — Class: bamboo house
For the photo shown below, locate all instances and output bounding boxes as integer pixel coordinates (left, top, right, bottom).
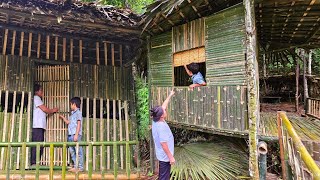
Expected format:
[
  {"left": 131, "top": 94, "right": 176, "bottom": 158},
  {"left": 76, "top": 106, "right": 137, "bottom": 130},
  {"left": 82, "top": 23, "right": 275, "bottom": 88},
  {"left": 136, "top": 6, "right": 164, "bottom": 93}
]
[
  {"left": 0, "top": 0, "right": 141, "bottom": 179},
  {"left": 143, "top": 0, "right": 320, "bottom": 178}
]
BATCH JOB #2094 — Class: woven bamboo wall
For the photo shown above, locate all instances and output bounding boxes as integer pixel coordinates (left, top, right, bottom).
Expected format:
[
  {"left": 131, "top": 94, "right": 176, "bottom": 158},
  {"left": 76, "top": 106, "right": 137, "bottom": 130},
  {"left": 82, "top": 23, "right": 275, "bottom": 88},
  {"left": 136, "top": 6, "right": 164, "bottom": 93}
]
[
  {"left": 150, "top": 32, "right": 173, "bottom": 86},
  {"left": 150, "top": 86, "right": 248, "bottom": 132},
  {"left": 205, "top": 5, "right": 246, "bottom": 86}
]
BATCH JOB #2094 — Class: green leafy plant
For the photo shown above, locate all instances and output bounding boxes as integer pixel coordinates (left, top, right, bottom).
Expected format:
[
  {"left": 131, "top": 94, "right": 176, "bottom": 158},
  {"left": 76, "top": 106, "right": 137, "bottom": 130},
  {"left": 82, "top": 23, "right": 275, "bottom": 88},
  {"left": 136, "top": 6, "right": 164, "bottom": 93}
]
[{"left": 135, "top": 76, "right": 149, "bottom": 140}]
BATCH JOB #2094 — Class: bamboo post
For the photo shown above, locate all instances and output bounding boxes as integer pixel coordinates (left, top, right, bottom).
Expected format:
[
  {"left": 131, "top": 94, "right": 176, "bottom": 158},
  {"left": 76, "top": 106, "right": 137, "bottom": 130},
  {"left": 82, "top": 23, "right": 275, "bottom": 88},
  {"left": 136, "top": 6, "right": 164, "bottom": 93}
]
[
  {"left": 0, "top": 91, "right": 9, "bottom": 169},
  {"left": 36, "top": 143, "right": 41, "bottom": 180},
  {"left": 70, "top": 39, "right": 74, "bottom": 62},
  {"left": 55, "top": 36, "right": 58, "bottom": 60},
  {"left": 28, "top": 33, "right": 32, "bottom": 57},
  {"left": 79, "top": 40, "right": 82, "bottom": 63},
  {"left": 244, "top": 0, "right": 259, "bottom": 178},
  {"left": 37, "top": 34, "right": 41, "bottom": 58},
  {"left": 308, "top": 50, "right": 312, "bottom": 75},
  {"left": 63, "top": 38, "right": 66, "bottom": 61},
  {"left": 277, "top": 112, "right": 287, "bottom": 180},
  {"left": 100, "top": 98, "right": 104, "bottom": 170},
  {"left": 62, "top": 143, "right": 67, "bottom": 180},
  {"left": 86, "top": 98, "right": 89, "bottom": 170},
  {"left": 119, "top": 45, "right": 122, "bottom": 67},
  {"left": 119, "top": 100, "right": 124, "bottom": 169},
  {"left": 5, "top": 144, "right": 11, "bottom": 179},
  {"left": 104, "top": 42, "right": 108, "bottom": 65},
  {"left": 11, "top": 30, "right": 16, "bottom": 55},
  {"left": 2, "top": 29, "right": 8, "bottom": 55},
  {"left": 26, "top": 91, "right": 32, "bottom": 168},
  {"left": 126, "top": 142, "right": 131, "bottom": 178},
  {"left": 20, "top": 143, "right": 26, "bottom": 178},
  {"left": 96, "top": 42, "right": 100, "bottom": 65},
  {"left": 88, "top": 143, "right": 93, "bottom": 179},
  {"left": 113, "top": 142, "right": 118, "bottom": 178},
  {"left": 107, "top": 99, "right": 110, "bottom": 169},
  {"left": 19, "top": 32, "right": 24, "bottom": 56},
  {"left": 303, "top": 49, "right": 309, "bottom": 110},
  {"left": 16, "top": 91, "right": 25, "bottom": 169},
  {"left": 295, "top": 52, "right": 300, "bottom": 112},
  {"left": 93, "top": 98, "right": 97, "bottom": 170},
  {"left": 46, "top": 35, "right": 50, "bottom": 59},
  {"left": 50, "top": 144, "right": 54, "bottom": 180}
]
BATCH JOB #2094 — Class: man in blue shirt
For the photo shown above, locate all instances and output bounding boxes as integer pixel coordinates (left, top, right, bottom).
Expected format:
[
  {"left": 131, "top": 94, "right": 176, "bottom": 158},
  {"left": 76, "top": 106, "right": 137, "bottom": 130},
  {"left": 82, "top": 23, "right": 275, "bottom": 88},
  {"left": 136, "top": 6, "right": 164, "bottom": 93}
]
[
  {"left": 151, "top": 90, "right": 175, "bottom": 180},
  {"left": 59, "top": 97, "right": 83, "bottom": 172},
  {"left": 184, "top": 63, "right": 206, "bottom": 89}
]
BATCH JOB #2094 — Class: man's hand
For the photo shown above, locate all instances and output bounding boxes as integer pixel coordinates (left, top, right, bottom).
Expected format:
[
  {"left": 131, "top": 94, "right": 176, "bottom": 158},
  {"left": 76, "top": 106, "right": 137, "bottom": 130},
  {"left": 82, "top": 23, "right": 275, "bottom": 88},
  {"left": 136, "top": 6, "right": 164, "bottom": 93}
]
[
  {"left": 169, "top": 90, "right": 175, "bottom": 97},
  {"left": 169, "top": 156, "right": 175, "bottom": 165},
  {"left": 59, "top": 115, "right": 65, "bottom": 119},
  {"left": 73, "top": 135, "right": 78, "bottom": 142}
]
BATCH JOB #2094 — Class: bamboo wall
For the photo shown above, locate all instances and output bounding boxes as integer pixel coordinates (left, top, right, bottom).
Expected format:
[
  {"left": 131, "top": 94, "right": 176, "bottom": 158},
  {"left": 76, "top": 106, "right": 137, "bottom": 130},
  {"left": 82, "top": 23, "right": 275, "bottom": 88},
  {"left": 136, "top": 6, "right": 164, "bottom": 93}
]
[
  {"left": 307, "top": 98, "right": 320, "bottom": 119},
  {"left": 205, "top": 5, "right": 246, "bottom": 86},
  {"left": 151, "top": 86, "right": 248, "bottom": 132}
]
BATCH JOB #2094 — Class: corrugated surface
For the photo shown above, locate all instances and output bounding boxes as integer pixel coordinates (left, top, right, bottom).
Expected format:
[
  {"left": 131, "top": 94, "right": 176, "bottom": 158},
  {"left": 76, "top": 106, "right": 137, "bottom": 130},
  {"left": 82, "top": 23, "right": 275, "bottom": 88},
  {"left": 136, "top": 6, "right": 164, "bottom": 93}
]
[
  {"left": 205, "top": 5, "right": 246, "bottom": 86},
  {"left": 149, "top": 32, "right": 173, "bottom": 86}
]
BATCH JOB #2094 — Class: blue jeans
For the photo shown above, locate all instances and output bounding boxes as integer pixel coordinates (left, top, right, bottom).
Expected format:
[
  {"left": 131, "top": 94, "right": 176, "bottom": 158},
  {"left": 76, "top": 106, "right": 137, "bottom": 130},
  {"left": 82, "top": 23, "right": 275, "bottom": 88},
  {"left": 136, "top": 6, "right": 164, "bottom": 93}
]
[{"left": 67, "top": 135, "right": 83, "bottom": 170}]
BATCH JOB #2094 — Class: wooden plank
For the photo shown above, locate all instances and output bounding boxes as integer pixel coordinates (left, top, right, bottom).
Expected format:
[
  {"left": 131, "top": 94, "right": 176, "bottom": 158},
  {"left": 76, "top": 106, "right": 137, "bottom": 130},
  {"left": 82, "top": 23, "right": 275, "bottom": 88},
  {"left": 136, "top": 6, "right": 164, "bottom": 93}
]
[
  {"left": 55, "top": 36, "right": 58, "bottom": 60},
  {"left": 37, "top": 34, "right": 41, "bottom": 58},
  {"left": 11, "top": 30, "right": 16, "bottom": 55},
  {"left": 46, "top": 35, "right": 50, "bottom": 59},
  {"left": 2, "top": 29, "right": 8, "bottom": 55},
  {"left": 79, "top": 40, "right": 83, "bottom": 63},
  {"left": 70, "top": 39, "right": 73, "bottom": 62},
  {"left": 63, "top": 38, "right": 66, "bottom": 61},
  {"left": 19, "top": 32, "right": 24, "bottom": 56},
  {"left": 28, "top": 33, "right": 32, "bottom": 57},
  {"left": 96, "top": 42, "right": 100, "bottom": 65},
  {"left": 104, "top": 42, "right": 108, "bottom": 65}
]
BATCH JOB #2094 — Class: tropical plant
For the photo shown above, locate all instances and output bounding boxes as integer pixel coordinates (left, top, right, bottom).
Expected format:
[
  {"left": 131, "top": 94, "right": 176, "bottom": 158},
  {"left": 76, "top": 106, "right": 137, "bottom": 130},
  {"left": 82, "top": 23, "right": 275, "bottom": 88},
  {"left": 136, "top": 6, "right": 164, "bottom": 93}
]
[
  {"left": 135, "top": 75, "right": 149, "bottom": 140},
  {"left": 171, "top": 141, "right": 249, "bottom": 180}
]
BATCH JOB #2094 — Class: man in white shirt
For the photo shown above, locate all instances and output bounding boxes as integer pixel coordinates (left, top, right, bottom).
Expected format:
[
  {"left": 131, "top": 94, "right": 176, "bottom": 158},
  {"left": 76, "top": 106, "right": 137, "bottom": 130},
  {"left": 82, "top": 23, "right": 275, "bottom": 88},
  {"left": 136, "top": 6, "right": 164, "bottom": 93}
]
[{"left": 31, "top": 84, "right": 59, "bottom": 166}]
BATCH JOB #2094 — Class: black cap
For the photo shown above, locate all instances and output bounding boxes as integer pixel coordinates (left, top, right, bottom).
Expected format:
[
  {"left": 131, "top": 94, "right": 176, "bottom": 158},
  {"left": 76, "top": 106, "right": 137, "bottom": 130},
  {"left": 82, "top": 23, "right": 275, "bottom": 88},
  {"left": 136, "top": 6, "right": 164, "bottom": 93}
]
[{"left": 150, "top": 106, "right": 164, "bottom": 122}]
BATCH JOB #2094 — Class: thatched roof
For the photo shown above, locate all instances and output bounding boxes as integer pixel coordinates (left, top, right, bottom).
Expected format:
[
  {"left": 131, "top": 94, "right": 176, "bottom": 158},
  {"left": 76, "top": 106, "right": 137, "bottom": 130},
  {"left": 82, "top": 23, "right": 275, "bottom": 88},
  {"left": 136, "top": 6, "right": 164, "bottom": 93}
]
[
  {"left": 142, "top": 0, "right": 320, "bottom": 51},
  {"left": 0, "top": 0, "right": 142, "bottom": 43}
]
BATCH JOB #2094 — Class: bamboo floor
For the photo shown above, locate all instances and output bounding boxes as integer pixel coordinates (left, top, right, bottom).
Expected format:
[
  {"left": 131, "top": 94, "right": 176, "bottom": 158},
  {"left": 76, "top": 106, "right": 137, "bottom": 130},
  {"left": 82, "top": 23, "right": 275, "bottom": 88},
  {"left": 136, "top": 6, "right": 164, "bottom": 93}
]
[{"left": 0, "top": 170, "right": 141, "bottom": 180}]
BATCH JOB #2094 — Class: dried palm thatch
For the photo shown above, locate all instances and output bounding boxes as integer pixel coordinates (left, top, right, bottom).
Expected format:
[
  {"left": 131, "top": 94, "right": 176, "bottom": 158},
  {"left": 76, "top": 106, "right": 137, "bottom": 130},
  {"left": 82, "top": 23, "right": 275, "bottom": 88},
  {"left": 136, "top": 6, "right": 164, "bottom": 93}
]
[{"left": 171, "top": 141, "right": 248, "bottom": 180}]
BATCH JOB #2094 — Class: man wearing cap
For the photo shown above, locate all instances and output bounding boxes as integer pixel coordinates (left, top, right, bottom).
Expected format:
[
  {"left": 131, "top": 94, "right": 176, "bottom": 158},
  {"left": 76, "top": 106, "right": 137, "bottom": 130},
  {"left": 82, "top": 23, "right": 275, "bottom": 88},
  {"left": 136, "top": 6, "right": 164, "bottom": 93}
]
[{"left": 150, "top": 90, "right": 175, "bottom": 180}]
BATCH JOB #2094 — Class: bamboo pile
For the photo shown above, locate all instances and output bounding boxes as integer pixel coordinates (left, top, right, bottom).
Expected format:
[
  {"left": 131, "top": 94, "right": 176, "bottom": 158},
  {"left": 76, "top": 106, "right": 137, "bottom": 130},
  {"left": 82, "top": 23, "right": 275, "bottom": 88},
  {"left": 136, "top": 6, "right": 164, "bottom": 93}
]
[
  {"left": 150, "top": 86, "right": 248, "bottom": 132},
  {"left": 0, "top": 90, "right": 32, "bottom": 170}
]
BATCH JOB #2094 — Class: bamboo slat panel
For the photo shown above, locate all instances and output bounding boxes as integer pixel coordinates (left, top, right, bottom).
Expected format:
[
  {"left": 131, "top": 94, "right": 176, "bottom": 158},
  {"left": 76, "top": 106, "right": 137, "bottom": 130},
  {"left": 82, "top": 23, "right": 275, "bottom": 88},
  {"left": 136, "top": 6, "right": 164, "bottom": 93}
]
[
  {"left": 205, "top": 5, "right": 246, "bottom": 86},
  {"left": 0, "top": 55, "right": 32, "bottom": 92},
  {"left": 307, "top": 98, "right": 320, "bottom": 119},
  {"left": 150, "top": 86, "right": 248, "bottom": 132},
  {"left": 35, "top": 65, "right": 70, "bottom": 166},
  {"left": 173, "top": 46, "right": 205, "bottom": 67},
  {"left": 172, "top": 18, "right": 205, "bottom": 53},
  {"left": 150, "top": 32, "right": 173, "bottom": 86},
  {"left": 0, "top": 91, "right": 31, "bottom": 170},
  {"left": 70, "top": 64, "right": 132, "bottom": 100}
]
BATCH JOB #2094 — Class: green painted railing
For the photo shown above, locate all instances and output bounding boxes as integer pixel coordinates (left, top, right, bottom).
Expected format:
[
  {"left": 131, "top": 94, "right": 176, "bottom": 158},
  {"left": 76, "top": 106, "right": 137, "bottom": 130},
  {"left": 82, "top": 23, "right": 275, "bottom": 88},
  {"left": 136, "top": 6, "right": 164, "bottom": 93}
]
[
  {"left": 277, "top": 111, "right": 320, "bottom": 180},
  {"left": 0, "top": 141, "right": 138, "bottom": 180}
]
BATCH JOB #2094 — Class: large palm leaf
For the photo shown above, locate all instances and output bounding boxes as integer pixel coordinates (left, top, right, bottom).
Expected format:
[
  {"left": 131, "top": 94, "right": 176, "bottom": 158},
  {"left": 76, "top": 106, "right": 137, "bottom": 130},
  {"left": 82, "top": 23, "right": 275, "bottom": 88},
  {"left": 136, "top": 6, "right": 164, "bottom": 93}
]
[{"left": 171, "top": 141, "right": 249, "bottom": 180}]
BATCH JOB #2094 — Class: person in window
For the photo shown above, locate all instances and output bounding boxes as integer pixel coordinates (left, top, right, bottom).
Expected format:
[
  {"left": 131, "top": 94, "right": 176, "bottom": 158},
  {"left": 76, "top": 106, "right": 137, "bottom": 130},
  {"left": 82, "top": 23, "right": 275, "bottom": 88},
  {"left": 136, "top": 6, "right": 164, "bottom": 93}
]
[{"left": 184, "top": 63, "right": 206, "bottom": 89}]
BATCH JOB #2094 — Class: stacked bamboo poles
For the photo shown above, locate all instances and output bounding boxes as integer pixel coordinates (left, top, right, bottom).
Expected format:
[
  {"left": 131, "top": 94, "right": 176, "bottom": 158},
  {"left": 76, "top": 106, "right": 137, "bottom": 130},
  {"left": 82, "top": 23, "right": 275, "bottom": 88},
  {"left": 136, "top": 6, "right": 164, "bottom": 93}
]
[
  {"left": 307, "top": 98, "right": 320, "bottom": 119},
  {"left": 277, "top": 112, "right": 320, "bottom": 179},
  {"left": 35, "top": 65, "right": 69, "bottom": 166},
  {"left": 0, "top": 90, "right": 31, "bottom": 171},
  {"left": 150, "top": 86, "right": 248, "bottom": 133}
]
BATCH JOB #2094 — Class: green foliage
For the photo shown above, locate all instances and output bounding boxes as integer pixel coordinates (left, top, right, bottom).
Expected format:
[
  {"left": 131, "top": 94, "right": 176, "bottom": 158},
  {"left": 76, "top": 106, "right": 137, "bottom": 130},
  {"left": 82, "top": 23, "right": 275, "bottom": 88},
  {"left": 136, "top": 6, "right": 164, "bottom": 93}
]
[
  {"left": 171, "top": 141, "right": 249, "bottom": 179},
  {"left": 135, "top": 76, "right": 150, "bottom": 140}
]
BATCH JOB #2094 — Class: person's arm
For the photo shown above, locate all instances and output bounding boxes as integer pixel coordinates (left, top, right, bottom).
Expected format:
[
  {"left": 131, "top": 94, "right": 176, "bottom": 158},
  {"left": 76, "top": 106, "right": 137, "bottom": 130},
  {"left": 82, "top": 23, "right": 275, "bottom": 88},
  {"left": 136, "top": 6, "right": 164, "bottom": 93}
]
[
  {"left": 59, "top": 115, "right": 70, "bottom": 124},
  {"left": 74, "top": 120, "right": 81, "bottom": 142},
  {"left": 160, "top": 142, "right": 175, "bottom": 165},
  {"left": 189, "top": 82, "right": 207, "bottom": 88},
  {"left": 184, "top": 65, "right": 193, "bottom": 77},
  {"left": 162, "top": 90, "right": 175, "bottom": 110},
  {"left": 38, "top": 105, "right": 59, "bottom": 114}
]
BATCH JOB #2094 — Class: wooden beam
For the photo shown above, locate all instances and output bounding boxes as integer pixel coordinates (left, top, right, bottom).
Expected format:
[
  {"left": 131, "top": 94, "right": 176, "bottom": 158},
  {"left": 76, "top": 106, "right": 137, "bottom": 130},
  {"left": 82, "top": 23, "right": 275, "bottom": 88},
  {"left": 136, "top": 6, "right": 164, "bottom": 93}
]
[
  {"left": 46, "top": 35, "right": 50, "bottom": 59},
  {"left": 19, "top": 31, "right": 24, "bottom": 56},
  {"left": 37, "top": 34, "right": 41, "bottom": 58},
  {"left": 96, "top": 42, "right": 100, "bottom": 65},
  {"left": 79, "top": 40, "right": 82, "bottom": 63},
  {"left": 2, "top": 29, "right": 8, "bottom": 55},
  {"left": 119, "top": 45, "right": 122, "bottom": 67},
  {"left": 244, "top": 0, "right": 260, "bottom": 178},
  {"left": 28, "top": 33, "right": 32, "bottom": 57},
  {"left": 55, "top": 36, "right": 58, "bottom": 60},
  {"left": 63, "top": 38, "right": 66, "bottom": 61},
  {"left": 70, "top": 39, "right": 73, "bottom": 62},
  {"left": 11, "top": 30, "right": 16, "bottom": 55},
  {"left": 104, "top": 42, "right": 108, "bottom": 65},
  {"left": 187, "top": 0, "right": 202, "bottom": 17}
]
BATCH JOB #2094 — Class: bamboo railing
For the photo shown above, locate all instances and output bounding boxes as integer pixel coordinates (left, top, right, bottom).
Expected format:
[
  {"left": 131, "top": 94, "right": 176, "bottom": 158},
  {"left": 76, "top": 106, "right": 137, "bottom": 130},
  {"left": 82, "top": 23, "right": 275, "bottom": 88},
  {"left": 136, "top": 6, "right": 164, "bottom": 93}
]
[
  {"left": 307, "top": 98, "right": 320, "bottom": 119},
  {"left": 0, "top": 141, "right": 138, "bottom": 179},
  {"left": 277, "top": 111, "right": 320, "bottom": 180}
]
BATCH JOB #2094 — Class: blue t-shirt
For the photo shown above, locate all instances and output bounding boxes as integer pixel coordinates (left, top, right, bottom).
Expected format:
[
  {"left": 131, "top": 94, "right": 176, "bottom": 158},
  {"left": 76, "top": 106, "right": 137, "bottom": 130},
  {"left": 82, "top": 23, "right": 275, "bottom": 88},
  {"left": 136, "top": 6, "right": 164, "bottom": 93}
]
[
  {"left": 192, "top": 72, "right": 205, "bottom": 84},
  {"left": 152, "top": 121, "right": 174, "bottom": 162},
  {"left": 68, "top": 108, "right": 83, "bottom": 136}
]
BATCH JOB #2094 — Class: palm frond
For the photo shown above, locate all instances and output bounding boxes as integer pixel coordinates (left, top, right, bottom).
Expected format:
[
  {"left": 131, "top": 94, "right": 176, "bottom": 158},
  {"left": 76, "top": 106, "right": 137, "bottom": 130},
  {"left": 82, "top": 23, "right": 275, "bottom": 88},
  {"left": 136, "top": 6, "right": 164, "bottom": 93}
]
[{"left": 171, "top": 141, "right": 249, "bottom": 179}]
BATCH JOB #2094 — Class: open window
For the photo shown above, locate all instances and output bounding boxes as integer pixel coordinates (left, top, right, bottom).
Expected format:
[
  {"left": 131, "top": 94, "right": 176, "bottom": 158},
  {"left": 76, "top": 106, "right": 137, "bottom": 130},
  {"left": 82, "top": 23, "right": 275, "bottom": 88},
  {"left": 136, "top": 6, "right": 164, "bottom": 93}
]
[{"left": 172, "top": 18, "right": 206, "bottom": 86}]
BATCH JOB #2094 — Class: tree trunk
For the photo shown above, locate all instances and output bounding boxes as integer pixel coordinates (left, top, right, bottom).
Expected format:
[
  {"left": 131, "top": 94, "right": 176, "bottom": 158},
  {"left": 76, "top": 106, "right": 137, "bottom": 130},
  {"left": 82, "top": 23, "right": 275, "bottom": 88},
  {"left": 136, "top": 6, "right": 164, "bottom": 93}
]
[
  {"left": 295, "top": 51, "right": 300, "bottom": 112},
  {"left": 308, "top": 50, "right": 312, "bottom": 75},
  {"left": 303, "top": 50, "right": 309, "bottom": 111},
  {"left": 244, "top": 0, "right": 260, "bottom": 178}
]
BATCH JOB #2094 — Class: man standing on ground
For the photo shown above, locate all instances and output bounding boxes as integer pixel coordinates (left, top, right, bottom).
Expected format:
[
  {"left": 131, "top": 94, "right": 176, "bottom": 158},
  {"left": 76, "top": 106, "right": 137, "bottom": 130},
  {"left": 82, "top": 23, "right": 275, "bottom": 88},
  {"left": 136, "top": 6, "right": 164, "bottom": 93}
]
[
  {"left": 150, "top": 90, "right": 175, "bottom": 180},
  {"left": 31, "top": 84, "right": 59, "bottom": 166}
]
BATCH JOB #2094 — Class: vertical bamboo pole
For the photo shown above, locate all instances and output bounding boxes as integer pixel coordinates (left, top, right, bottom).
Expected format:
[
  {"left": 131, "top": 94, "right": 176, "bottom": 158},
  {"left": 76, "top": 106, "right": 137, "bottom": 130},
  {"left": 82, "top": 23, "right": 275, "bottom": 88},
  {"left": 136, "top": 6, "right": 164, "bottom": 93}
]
[
  {"left": 55, "top": 36, "right": 58, "bottom": 60},
  {"left": 70, "top": 39, "right": 74, "bottom": 62},
  {"left": 111, "top": 44, "right": 115, "bottom": 81},
  {"left": 36, "top": 143, "right": 40, "bottom": 180},
  {"left": 16, "top": 91, "right": 25, "bottom": 169},
  {"left": 124, "top": 102, "right": 131, "bottom": 177},
  {"left": 28, "top": 33, "right": 32, "bottom": 58},
  {"left": 50, "top": 144, "right": 54, "bottom": 180},
  {"left": 303, "top": 50, "right": 309, "bottom": 110},
  {"left": 104, "top": 42, "right": 108, "bottom": 65},
  {"left": 88, "top": 143, "right": 93, "bottom": 179},
  {"left": 86, "top": 98, "right": 89, "bottom": 170},
  {"left": 93, "top": 98, "right": 97, "bottom": 170},
  {"left": 118, "top": 100, "right": 123, "bottom": 169},
  {"left": 96, "top": 42, "right": 100, "bottom": 65},
  {"left": 6, "top": 144, "right": 11, "bottom": 179},
  {"left": 11, "top": 30, "right": 16, "bottom": 55},
  {"left": 107, "top": 99, "right": 110, "bottom": 169},
  {"left": 113, "top": 142, "right": 118, "bottom": 178},
  {"left": 277, "top": 112, "right": 287, "bottom": 180},
  {"left": 119, "top": 45, "right": 122, "bottom": 67},
  {"left": 46, "top": 35, "right": 50, "bottom": 59},
  {"left": 62, "top": 143, "right": 67, "bottom": 180},
  {"left": 20, "top": 143, "right": 26, "bottom": 178},
  {"left": 295, "top": 52, "right": 299, "bottom": 112},
  {"left": 37, "top": 34, "right": 41, "bottom": 58},
  {"left": 244, "top": 0, "right": 259, "bottom": 178},
  {"left": 25, "top": 91, "right": 32, "bottom": 168},
  {"left": 2, "top": 29, "right": 8, "bottom": 55},
  {"left": 19, "top": 32, "right": 24, "bottom": 56},
  {"left": 75, "top": 143, "right": 80, "bottom": 180},
  {"left": 100, "top": 98, "right": 104, "bottom": 170},
  {"left": 63, "top": 38, "right": 66, "bottom": 61},
  {"left": 79, "top": 40, "right": 83, "bottom": 63},
  {"left": 0, "top": 91, "right": 9, "bottom": 169}
]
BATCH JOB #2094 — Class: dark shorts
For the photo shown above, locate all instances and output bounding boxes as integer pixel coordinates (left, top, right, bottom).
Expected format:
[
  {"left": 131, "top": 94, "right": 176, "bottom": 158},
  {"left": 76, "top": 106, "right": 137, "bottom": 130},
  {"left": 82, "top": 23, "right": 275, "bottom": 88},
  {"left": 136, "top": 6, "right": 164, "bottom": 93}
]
[{"left": 159, "top": 161, "right": 171, "bottom": 180}]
